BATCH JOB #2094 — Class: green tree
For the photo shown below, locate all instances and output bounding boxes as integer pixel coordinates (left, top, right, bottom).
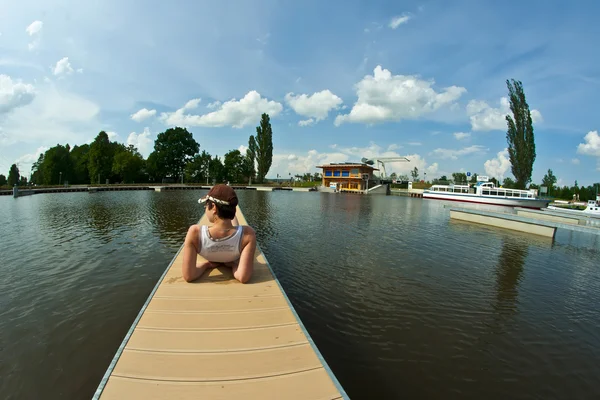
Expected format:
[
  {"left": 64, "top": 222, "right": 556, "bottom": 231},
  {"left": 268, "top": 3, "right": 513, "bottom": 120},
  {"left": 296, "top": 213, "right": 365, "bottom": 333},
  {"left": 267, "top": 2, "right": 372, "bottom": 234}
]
[
  {"left": 223, "top": 149, "right": 245, "bottom": 183},
  {"left": 390, "top": 172, "right": 397, "bottom": 180},
  {"left": 184, "top": 150, "right": 212, "bottom": 183},
  {"left": 7, "top": 164, "right": 20, "bottom": 186},
  {"left": 89, "top": 131, "right": 114, "bottom": 184},
  {"left": 246, "top": 135, "right": 257, "bottom": 183},
  {"left": 452, "top": 172, "right": 467, "bottom": 185},
  {"left": 70, "top": 144, "right": 90, "bottom": 184},
  {"left": 145, "top": 151, "right": 162, "bottom": 182},
  {"left": 506, "top": 79, "right": 536, "bottom": 189},
  {"left": 541, "top": 169, "right": 557, "bottom": 195},
  {"left": 209, "top": 156, "right": 225, "bottom": 183},
  {"left": 502, "top": 177, "right": 516, "bottom": 188},
  {"left": 411, "top": 167, "right": 419, "bottom": 181},
  {"left": 153, "top": 127, "right": 199, "bottom": 181},
  {"left": 41, "top": 144, "right": 72, "bottom": 185},
  {"left": 254, "top": 114, "right": 273, "bottom": 183},
  {"left": 30, "top": 153, "right": 45, "bottom": 185},
  {"left": 19, "top": 176, "right": 28, "bottom": 185},
  {"left": 112, "top": 145, "right": 144, "bottom": 183},
  {"left": 469, "top": 173, "right": 478, "bottom": 183},
  {"left": 0, "top": 174, "right": 6, "bottom": 186},
  {"left": 313, "top": 172, "right": 322, "bottom": 182}
]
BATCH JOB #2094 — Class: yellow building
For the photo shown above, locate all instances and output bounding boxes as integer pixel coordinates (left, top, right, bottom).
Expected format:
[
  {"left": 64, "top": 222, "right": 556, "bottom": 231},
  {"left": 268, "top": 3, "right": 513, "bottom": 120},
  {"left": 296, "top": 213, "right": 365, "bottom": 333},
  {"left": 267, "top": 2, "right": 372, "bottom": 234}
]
[{"left": 316, "top": 162, "right": 379, "bottom": 192}]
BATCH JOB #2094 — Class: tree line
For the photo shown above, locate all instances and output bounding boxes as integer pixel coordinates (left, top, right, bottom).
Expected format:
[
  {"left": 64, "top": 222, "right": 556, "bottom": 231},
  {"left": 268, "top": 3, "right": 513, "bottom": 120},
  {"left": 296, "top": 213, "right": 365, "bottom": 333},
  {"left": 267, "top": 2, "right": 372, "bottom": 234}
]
[{"left": 1, "top": 113, "right": 275, "bottom": 187}]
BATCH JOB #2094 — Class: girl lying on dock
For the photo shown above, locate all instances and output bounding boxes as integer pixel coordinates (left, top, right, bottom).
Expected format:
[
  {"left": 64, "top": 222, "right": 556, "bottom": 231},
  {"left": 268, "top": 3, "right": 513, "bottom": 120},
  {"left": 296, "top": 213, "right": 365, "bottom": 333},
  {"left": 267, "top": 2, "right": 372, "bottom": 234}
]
[{"left": 182, "top": 184, "right": 257, "bottom": 283}]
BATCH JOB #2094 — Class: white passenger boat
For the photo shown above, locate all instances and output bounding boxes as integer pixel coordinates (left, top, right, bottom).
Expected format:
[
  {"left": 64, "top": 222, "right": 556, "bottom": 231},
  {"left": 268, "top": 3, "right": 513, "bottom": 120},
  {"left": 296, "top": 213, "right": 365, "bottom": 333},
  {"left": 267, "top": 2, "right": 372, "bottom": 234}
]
[
  {"left": 547, "top": 197, "right": 600, "bottom": 217},
  {"left": 422, "top": 176, "right": 551, "bottom": 209}
]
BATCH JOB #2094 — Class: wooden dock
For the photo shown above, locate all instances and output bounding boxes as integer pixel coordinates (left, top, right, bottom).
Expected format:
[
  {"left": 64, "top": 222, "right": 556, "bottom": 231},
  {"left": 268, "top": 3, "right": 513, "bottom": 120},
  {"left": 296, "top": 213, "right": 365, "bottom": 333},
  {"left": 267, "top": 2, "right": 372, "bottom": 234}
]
[{"left": 93, "top": 209, "right": 347, "bottom": 399}]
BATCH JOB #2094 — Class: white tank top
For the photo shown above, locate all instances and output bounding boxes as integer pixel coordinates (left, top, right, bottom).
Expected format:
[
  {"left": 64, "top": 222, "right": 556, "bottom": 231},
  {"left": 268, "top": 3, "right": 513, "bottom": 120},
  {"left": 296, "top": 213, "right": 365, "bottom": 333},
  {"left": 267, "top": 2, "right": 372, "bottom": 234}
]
[{"left": 198, "top": 225, "right": 243, "bottom": 263}]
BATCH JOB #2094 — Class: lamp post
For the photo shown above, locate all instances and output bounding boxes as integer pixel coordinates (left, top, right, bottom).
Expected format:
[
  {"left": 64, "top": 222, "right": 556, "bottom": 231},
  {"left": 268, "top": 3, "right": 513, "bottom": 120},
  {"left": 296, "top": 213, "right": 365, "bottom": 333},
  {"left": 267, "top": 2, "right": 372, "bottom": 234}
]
[{"left": 59, "top": 171, "right": 62, "bottom": 186}]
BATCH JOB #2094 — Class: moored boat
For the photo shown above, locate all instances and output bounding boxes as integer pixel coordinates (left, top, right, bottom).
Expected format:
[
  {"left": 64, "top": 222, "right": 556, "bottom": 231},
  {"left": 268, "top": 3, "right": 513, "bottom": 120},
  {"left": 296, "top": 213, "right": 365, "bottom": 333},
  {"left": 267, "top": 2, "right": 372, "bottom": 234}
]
[
  {"left": 547, "top": 197, "right": 600, "bottom": 217},
  {"left": 422, "top": 176, "right": 551, "bottom": 209}
]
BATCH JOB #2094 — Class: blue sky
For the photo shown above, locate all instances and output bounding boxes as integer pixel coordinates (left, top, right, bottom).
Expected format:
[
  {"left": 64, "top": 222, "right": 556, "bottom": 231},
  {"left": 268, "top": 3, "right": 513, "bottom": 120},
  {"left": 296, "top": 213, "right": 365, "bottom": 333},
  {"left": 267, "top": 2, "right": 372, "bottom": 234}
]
[{"left": 1, "top": 0, "right": 599, "bottom": 186}]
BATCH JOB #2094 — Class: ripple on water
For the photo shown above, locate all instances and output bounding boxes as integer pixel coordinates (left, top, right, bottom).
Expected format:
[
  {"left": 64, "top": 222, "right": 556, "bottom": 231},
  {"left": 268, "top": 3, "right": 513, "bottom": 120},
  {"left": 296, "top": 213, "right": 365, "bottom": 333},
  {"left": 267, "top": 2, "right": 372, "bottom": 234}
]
[{"left": 1, "top": 192, "right": 599, "bottom": 399}]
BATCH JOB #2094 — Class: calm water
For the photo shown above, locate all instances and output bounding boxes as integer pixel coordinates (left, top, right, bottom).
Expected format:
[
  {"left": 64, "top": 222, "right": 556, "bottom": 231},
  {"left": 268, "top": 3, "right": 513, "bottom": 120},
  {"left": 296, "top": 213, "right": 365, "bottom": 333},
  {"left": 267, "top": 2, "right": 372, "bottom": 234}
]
[{"left": 1, "top": 190, "right": 599, "bottom": 399}]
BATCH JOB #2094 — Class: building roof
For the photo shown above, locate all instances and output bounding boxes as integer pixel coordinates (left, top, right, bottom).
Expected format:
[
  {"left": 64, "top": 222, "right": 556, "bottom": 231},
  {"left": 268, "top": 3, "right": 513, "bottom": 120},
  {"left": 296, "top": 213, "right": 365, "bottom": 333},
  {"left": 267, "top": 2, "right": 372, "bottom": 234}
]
[{"left": 316, "top": 162, "right": 379, "bottom": 170}]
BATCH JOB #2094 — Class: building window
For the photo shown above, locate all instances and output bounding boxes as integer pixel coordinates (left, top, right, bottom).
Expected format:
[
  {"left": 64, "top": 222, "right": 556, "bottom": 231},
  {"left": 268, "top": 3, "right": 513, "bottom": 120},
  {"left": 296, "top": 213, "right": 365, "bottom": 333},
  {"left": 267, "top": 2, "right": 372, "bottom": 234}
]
[
  {"left": 351, "top": 168, "right": 359, "bottom": 176},
  {"left": 325, "top": 170, "right": 332, "bottom": 177},
  {"left": 333, "top": 171, "right": 341, "bottom": 177},
  {"left": 342, "top": 170, "right": 349, "bottom": 177}
]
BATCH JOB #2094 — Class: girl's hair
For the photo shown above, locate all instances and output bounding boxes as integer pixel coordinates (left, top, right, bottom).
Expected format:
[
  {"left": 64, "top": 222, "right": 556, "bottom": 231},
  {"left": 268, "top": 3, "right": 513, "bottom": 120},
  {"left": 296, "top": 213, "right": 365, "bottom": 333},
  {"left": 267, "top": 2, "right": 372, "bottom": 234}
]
[{"left": 206, "top": 200, "right": 236, "bottom": 220}]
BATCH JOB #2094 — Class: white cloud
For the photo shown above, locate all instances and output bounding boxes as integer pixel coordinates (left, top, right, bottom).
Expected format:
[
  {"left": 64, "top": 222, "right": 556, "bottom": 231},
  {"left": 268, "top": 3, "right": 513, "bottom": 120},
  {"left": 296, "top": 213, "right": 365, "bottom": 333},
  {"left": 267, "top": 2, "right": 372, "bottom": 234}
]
[
  {"left": 127, "top": 127, "right": 153, "bottom": 158},
  {"left": 467, "top": 97, "right": 543, "bottom": 131},
  {"left": 285, "top": 90, "right": 343, "bottom": 124},
  {"left": 130, "top": 108, "right": 157, "bottom": 122},
  {"left": 53, "top": 57, "right": 74, "bottom": 76},
  {"left": 408, "top": 142, "right": 422, "bottom": 146},
  {"left": 25, "top": 20, "right": 43, "bottom": 36},
  {"left": 577, "top": 130, "right": 600, "bottom": 157},
  {"left": 571, "top": 158, "right": 580, "bottom": 165},
  {"left": 454, "top": 132, "right": 471, "bottom": 140},
  {"left": 334, "top": 66, "right": 466, "bottom": 126},
  {"left": 106, "top": 131, "right": 119, "bottom": 141},
  {"left": 160, "top": 91, "right": 282, "bottom": 128},
  {"left": 387, "top": 144, "right": 400, "bottom": 151},
  {"left": 389, "top": 15, "right": 411, "bottom": 29},
  {"left": 432, "top": 145, "right": 487, "bottom": 160},
  {"left": 270, "top": 149, "right": 348, "bottom": 179},
  {"left": 298, "top": 118, "right": 315, "bottom": 127},
  {"left": 14, "top": 146, "right": 49, "bottom": 176},
  {"left": 183, "top": 98, "right": 201, "bottom": 110},
  {"left": 26, "top": 20, "right": 43, "bottom": 50},
  {"left": 0, "top": 75, "right": 36, "bottom": 114},
  {"left": 484, "top": 148, "right": 511, "bottom": 180},
  {"left": 206, "top": 101, "right": 221, "bottom": 110},
  {"left": 0, "top": 82, "right": 100, "bottom": 146}
]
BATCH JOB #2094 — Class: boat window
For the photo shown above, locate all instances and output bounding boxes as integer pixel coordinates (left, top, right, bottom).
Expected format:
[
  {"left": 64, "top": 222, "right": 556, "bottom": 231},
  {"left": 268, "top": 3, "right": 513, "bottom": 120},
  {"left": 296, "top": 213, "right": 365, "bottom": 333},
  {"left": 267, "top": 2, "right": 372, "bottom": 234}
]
[
  {"left": 491, "top": 190, "right": 497, "bottom": 196},
  {"left": 483, "top": 190, "right": 490, "bottom": 195}
]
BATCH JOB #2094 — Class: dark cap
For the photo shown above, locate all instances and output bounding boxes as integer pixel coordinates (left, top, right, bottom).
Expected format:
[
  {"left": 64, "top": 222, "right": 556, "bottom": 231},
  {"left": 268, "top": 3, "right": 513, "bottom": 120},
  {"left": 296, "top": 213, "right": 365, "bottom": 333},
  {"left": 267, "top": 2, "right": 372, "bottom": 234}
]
[{"left": 198, "top": 184, "right": 238, "bottom": 207}]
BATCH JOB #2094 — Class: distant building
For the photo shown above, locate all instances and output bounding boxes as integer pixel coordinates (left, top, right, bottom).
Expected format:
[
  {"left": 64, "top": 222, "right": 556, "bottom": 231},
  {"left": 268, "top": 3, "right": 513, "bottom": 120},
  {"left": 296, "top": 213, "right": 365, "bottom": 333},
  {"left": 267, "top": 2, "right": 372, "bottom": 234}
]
[{"left": 316, "top": 162, "right": 379, "bottom": 192}]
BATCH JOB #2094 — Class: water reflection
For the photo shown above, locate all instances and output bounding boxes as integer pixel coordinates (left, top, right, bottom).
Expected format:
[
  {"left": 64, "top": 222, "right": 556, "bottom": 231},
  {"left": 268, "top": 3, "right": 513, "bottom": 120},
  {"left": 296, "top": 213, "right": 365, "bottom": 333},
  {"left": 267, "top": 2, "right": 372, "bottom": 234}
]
[{"left": 493, "top": 238, "right": 528, "bottom": 317}]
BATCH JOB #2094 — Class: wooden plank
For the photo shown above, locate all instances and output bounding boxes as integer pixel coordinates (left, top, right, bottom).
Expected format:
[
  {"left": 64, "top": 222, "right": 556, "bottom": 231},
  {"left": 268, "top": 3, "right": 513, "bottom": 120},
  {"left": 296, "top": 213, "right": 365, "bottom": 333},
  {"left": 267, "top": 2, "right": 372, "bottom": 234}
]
[
  {"left": 101, "top": 368, "right": 340, "bottom": 400},
  {"left": 137, "top": 308, "right": 298, "bottom": 330},
  {"left": 127, "top": 324, "right": 307, "bottom": 352},
  {"left": 112, "top": 344, "right": 321, "bottom": 381},
  {"left": 146, "top": 295, "right": 289, "bottom": 313}
]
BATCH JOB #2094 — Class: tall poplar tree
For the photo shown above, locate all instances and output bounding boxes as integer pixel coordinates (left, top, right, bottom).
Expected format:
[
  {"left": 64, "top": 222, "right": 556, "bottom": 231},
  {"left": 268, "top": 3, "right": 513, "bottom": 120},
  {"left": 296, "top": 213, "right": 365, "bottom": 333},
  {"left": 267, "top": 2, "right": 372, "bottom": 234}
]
[
  {"left": 254, "top": 113, "right": 273, "bottom": 183},
  {"left": 505, "top": 79, "right": 536, "bottom": 189}
]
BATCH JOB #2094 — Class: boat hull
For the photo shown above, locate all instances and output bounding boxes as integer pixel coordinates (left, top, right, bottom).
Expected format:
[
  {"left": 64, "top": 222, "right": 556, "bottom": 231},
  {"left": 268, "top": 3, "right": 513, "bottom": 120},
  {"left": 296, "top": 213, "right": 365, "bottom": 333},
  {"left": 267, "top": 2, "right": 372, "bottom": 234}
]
[
  {"left": 546, "top": 206, "right": 600, "bottom": 218},
  {"left": 422, "top": 191, "right": 550, "bottom": 209}
]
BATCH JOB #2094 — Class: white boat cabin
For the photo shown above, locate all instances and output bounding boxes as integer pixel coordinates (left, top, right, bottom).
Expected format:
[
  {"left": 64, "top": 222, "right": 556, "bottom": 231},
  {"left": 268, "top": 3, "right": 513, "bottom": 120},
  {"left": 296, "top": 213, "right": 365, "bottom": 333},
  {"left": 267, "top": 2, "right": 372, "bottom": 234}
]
[{"left": 428, "top": 175, "right": 537, "bottom": 199}]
